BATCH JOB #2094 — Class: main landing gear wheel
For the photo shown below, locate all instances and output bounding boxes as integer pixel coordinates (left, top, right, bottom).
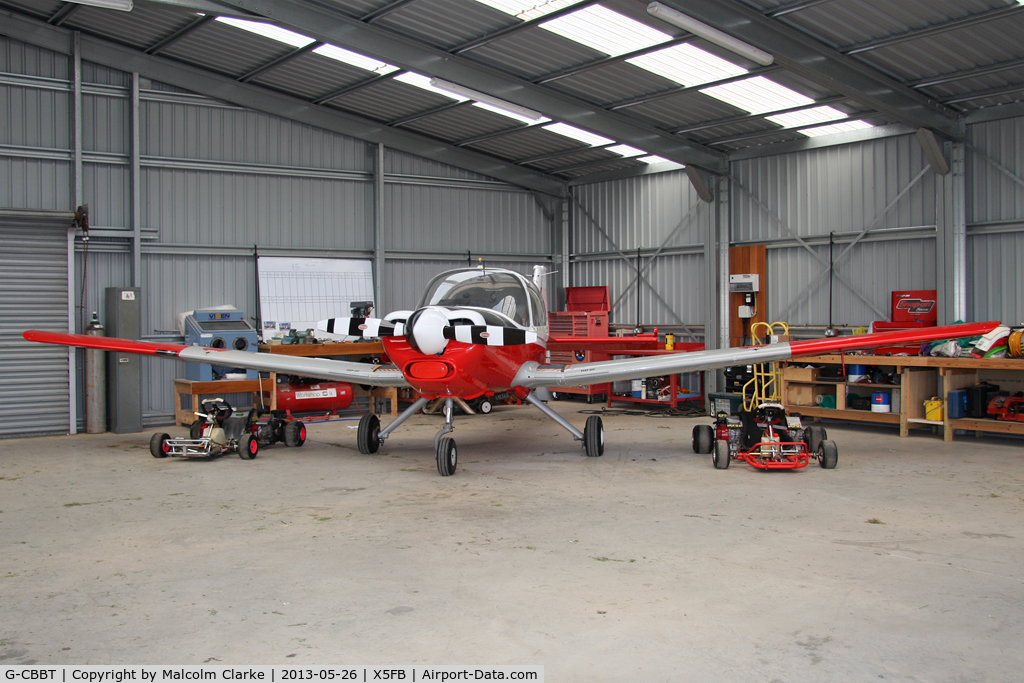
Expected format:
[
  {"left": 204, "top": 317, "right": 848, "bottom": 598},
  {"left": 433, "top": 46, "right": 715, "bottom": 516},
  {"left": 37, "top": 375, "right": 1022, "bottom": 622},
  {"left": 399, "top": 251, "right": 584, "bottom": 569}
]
[
  {"left": 284, "top": 420, "right": 306, "bottom": 447},
  {"left": 239, "top": 434, "right": 259, "bottom": 459},
  {"left": 817, "top": 439, "right": 838, "bottom": 469},
  {"left": 478, "top": 399, "right": 492, "bottom": 415},
  {"left": 150, "top": 433, "right": 170, "bottom": 458},
  {"left": 713, "top": 439, "right": 731, "bottom": 469},
  {"left": 436, "top": 436, "right": 457, "bottom": 476},
  {"left": 692, "top": 424, "right": 714, "bottom": 454},
  {"left": 805, "top": 425, "right": 827, "bottom": 454},
  {"left": 584, "top": 415, "right": 604, "bottom": 457},
  {"left": 357, "top": 413, "right": 381, "bottom": 454}
]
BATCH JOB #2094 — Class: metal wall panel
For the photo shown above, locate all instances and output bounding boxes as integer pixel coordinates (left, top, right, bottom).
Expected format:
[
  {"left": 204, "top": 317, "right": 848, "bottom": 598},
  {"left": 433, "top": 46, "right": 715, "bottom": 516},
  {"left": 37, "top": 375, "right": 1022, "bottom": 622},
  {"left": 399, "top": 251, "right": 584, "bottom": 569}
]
[
  {"left": 968, "top": 233, "right": 1024, "bottom": 324},
  {"left": 0, "top": 156, "right": 71, "bottom": 209},
  {"left": 83, "top": 92, "right": 128, "bottom": 155},
  {"left": 84, "top": 163, "right": 130, "bottom": 228},
  {"left": 0, "top": 35, "right": 69, "bottom": 80},
  {"left": 0, "top": 82, "right": 71, "bottom": 148},
  {"left": 0, "top": 220, "right": 70, "bottom": 437},
  {"left": 384, "top": 147, "right": 498, "bottom": 182}
]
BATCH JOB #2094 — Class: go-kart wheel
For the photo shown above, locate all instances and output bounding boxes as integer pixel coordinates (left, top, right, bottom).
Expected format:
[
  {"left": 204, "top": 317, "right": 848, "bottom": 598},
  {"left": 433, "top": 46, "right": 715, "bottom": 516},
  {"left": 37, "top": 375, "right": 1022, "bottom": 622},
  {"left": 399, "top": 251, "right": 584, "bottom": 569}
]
[
  {"left": 584, "top": 415, "right": 604, "bottom": 457},
  {"left": 805, "top": 425, "right": 826, "bottom": 454},
  {"left": 150, "top": 433, "right": 171, "bottom": 458},
  {"left": 436, "top": 436, "right": 457, "bottom": 476},
  {"left": 817, "top": 439, "right": 838, "bottom": 469},
  {"left": 477, "top": 399, "right": 492, "bottom": 415},
  {"left": 284, "top": 420, "right": 306, "bottom": 447},
  {"left": 713, "top": 439, "right": 731, "bottom": 469},
  {"left": 239, "top": 434, "right": 259, "bottom": 459},
  {"left": 357, "top": 413, "right": 381, "bottom": 454},
  {"left": 692, "top": 424, "right": 714, "bottom": 454},
  {"left": 189, "top": 419, "right": 204, "bottom": 440}
]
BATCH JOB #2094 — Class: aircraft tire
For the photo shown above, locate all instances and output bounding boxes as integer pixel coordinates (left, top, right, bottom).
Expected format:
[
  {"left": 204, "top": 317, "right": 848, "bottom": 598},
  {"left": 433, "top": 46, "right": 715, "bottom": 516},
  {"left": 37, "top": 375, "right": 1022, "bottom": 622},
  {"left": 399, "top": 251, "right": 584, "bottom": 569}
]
[
  {"left": 818, "top": 440, "right": 838, "bottom": 469},
  {"left": 437, "top": 437, "right": 457, "bottom": 476},
  {"left": 713, "top": 439, "right": 731, "bottom": 469},
  {"left": 692, "top": 424, "right": 714, "bottom": 454},
  {"left": 584, "top": 415, "right": 604, "bottom": 457},
  {"left": 284, "top": 420, "right": 306, "bottom": 447},
  {"left": 150, "top": 433, "right": 170, "bottom": 458},
  {"left": 357, "top": 414, "right": 381, "bottom": 454},
  {"left": 239, "top": 434, "right": 259, "bottom": 460},
  {"left": 478, "top": 400, "right": 492, "bottom": 415}
]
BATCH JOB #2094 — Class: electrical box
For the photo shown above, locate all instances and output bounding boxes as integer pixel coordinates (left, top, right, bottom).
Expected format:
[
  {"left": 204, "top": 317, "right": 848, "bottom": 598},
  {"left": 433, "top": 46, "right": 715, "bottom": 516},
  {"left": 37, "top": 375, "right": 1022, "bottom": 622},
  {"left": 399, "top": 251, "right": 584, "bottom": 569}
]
[
  {"left": 105, "top": 287, "right": 143, "bottom": 434},
  {"left": 729, "top": 274, "right": 760, "bottom": 292},
  {"left": 738, "top": 305, "right": 755, "bottom": 319}
]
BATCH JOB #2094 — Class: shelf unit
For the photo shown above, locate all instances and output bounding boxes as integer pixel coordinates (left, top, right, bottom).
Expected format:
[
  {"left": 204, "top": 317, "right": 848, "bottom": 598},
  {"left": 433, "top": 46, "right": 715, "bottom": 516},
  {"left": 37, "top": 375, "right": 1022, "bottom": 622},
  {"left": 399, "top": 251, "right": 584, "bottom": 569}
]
[{"left": 779, "top": 355, "right": 1024, "bottom": 441}]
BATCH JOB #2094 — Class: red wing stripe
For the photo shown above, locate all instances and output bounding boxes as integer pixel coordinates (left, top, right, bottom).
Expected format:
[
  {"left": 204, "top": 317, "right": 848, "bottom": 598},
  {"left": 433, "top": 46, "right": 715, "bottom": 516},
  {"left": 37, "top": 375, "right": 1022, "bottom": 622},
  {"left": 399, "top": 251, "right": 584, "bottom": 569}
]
[
  {"left": 787, "top": 321, "right": 999, "bottom": 357},
  {"left": 22, "top": 330, "right": 193, "bottom": 356}
]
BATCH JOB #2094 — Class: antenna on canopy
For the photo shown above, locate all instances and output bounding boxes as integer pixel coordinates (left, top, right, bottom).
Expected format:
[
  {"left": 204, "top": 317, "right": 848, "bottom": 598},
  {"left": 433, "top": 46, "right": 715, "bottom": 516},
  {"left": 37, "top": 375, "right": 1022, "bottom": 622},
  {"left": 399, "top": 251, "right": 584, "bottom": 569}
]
[{"left": 478, "top": 257, "right": 486, "bottom": 272}]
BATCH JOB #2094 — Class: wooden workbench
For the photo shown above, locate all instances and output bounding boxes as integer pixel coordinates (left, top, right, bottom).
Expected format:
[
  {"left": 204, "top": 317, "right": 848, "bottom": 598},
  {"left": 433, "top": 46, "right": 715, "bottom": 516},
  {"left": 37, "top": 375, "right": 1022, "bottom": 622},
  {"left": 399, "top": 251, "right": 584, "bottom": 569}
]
[{"left": 173, "top": 378, "right": 276, "bottom": 426}]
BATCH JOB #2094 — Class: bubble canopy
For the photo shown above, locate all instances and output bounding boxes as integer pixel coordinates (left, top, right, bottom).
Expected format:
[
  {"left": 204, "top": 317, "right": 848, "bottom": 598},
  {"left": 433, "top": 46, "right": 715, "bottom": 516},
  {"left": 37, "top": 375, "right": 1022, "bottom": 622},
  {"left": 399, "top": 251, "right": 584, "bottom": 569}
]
[{"left": 418, "top": 268, "right": 546, "bottom": 328}]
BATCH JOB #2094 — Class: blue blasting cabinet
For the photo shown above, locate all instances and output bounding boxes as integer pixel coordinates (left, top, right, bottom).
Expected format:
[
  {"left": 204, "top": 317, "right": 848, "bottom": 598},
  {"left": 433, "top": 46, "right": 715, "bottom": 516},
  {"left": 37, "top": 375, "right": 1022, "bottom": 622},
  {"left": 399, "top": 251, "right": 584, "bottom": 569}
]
[{"left": 183, "top": 308, "right": 260, "bottom": 381}]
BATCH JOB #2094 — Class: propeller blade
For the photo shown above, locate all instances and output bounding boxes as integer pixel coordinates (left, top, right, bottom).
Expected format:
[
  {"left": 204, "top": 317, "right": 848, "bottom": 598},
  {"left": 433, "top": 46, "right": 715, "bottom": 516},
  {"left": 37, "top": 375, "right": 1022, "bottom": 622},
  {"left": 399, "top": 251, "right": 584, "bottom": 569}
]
[
  {"left": 443, "top": 325, "right": 538, "bottom": 346},
  {"left": 317, "top": 317, "right": 403, "bottom": 338}
]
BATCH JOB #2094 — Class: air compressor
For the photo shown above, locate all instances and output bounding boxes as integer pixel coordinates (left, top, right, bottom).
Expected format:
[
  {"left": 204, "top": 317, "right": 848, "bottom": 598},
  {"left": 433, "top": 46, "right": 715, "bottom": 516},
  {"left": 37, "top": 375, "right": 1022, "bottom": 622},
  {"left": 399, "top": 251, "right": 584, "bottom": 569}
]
[{"left": 259, "top": 376, "right": 354, "bottom": 415}]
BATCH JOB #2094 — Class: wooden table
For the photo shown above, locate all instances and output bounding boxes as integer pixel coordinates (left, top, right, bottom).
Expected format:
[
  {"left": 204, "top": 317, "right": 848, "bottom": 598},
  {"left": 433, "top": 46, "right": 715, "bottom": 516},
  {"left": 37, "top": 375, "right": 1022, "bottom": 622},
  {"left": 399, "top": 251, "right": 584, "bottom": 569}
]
[{"left": 173, "top": 378, "right": 276, "bottom": 426}]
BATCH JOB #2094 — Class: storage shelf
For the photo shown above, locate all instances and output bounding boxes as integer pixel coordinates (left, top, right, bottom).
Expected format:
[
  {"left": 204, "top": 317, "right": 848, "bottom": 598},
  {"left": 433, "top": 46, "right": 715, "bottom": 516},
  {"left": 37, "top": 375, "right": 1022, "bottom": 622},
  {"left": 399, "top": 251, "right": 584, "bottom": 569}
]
[{"left": 785, "top": 405, "right": 900, "bottom": 424}]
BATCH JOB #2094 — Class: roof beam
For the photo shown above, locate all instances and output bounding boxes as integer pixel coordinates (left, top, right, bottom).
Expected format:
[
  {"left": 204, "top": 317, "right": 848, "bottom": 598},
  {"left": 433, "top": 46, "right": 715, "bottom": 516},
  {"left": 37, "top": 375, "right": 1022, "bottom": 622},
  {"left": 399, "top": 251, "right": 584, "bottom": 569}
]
[
  {"left": 843, "top": 5, "right": 1024, "bottom": 55},
  {"left": 208, "top": 0, "right": 728, "bottom": 173},
  {"left": 652, "top": 0, "right": 963, "bottom": 140},
  {"left": 0, "top": 9, "right": 567, "bottom": 196}
]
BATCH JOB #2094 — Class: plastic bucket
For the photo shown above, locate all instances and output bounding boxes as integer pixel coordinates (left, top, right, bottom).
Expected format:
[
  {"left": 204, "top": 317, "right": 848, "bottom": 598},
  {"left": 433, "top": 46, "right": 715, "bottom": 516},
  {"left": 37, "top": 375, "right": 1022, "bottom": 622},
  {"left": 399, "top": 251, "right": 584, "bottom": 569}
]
[
  {"left": 924, "top": 397, "right": 943, "bottom": 421},
  {"left": 871, "top": 391, "right": 891, "bottom": 413},
  {"left": 848, "top": 364, "right": 867, "bottom": 383},
  {"left": 631, "top": 379, "right": 642, "bottom": 398}
]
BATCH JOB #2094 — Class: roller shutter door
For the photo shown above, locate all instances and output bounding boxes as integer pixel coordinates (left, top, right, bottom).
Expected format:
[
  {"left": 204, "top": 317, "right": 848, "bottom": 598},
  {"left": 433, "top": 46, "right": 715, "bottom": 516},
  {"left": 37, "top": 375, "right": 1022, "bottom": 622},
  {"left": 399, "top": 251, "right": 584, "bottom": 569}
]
[{"left": 0, "top": 214, "right": 71, "bottom": 437}]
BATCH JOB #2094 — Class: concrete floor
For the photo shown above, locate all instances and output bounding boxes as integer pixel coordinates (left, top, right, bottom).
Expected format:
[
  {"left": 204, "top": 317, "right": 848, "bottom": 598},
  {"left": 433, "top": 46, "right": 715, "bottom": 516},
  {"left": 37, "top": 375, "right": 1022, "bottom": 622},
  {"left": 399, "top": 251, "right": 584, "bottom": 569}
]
[{"left": 1, "top": 401, "right": 1022, "bottom": 681}]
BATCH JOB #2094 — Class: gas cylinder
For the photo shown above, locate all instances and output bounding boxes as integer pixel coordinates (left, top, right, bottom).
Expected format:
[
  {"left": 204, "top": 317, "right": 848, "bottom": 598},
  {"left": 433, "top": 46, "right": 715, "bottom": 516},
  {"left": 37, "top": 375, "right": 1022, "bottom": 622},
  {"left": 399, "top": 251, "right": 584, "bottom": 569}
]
[
  {"left": 85, "top": 312, "right": 106, "bottom": 433},
  {"left": 265, "top": 380, "right": 354, "bottom": 414}
]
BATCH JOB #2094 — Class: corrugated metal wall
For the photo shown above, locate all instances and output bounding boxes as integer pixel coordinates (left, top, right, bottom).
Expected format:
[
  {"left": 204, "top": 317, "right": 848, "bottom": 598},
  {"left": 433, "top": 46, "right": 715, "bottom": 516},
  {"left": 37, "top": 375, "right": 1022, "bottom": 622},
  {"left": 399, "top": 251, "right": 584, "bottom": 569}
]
[{"left": 0, "top": 34, "right": 553, "bottom": 431}]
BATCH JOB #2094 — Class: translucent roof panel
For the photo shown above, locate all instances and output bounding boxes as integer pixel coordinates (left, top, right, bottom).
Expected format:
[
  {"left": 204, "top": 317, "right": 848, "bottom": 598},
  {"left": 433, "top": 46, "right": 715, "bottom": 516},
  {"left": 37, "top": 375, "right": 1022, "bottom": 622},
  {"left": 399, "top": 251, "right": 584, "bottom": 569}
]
[
  {"left": 800, "top": 120, "right": 874, "bottom": 137},
  {"left": 700, "top": 76, "right": 815, "bottom": 115},
  {"left": 765, "top": 105, "right": 849, "bottom": 128},
  {"left": 474, "top": 0, "right": 581, "bottom": 22},
  {"left": 313, "top": 45, "right": 399, "bottom": 76},
  {"left": 542, "top": 122, "right": 615, "bottom": 146},
  {"left": 539, "top": 5, "right": 671, "bottom": 57},
  {"left": 214, "top": 17, "right": 315, "bottom": 49},
  {"left": 627, "top": 43, "right": 748, "bottom": 87},
  {"left": 606, "top": 144, "right": 646, "bottom": 157}
]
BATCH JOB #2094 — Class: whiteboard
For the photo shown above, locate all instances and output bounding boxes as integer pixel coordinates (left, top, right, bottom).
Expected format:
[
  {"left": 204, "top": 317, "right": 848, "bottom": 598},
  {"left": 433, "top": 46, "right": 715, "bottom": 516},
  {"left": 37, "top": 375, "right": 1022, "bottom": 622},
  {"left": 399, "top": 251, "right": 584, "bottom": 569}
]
[{"left": 258, "top": 257, "right": 374, "bottom": 340}]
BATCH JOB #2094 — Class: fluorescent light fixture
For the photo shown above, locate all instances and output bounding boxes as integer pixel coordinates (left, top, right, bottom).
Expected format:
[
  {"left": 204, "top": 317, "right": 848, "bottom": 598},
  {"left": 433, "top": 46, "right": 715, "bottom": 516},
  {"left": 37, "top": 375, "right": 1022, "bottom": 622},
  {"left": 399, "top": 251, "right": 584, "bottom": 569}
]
[
  {"left": 313, "top": 44, "right": 399, "bottom": 75},
  {"left": 647, "top": 1, "right": 773, "bottom": 67},
  {"left": 700, "top": 76, "right": 814, "bottom": 114},
  {"left": 472, "top": 102, "right": 551, "bottom": 124},
  {"left": 66, "top": 0, "right": 133, "bottom": 10},
  {"left": 542, "top": 123, "right": 615, "bottom": 146},
  {"left": 606, "top": 144, "right": 647, "bottom": 157},
  {"left": 473, "top": 0, "right": 579, "bottom": 21},
  {"left": 540, "top": 5, "right": 670, "bottom": 57},
  {"left": 628, "top": 43, "right": 747, "bottom": 87},
  {"left": 800, "top": 120, "right": 873, "bottom": 137},
  {"left": 430, "top": 78, "right": 547, "bottom": 121},
  {"left": 215, "top": 17, "right": 315, "bottom": 48},
  {"left": 765, "top": 105, "right": 848, "bottom": 128},
  {"left": 393, "top": 73, "right": 470, "bottom": 100}
]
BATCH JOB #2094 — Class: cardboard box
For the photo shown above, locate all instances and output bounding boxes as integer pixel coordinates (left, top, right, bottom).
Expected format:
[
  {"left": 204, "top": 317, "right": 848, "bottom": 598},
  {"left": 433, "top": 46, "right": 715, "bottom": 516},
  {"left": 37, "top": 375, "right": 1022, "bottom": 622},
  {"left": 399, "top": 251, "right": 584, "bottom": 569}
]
[
  {"left": 783, "top": 366, "right": 820, "bottom": 382},
  {"left": 786, "top": 383, "right": 834, "bottom": 407}
]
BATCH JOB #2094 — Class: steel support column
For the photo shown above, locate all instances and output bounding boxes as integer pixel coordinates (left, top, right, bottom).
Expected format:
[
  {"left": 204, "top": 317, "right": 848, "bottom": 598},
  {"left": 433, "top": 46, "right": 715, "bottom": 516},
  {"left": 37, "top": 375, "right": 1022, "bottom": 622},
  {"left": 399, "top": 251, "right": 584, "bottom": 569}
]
[
  {"left": 131, "top": 72, "right": 142, "bottom": 288},
  {"left": 936, "top": 142, "right": 967, "bottom": 324},
  {"left": 374, "top": 143, "right": 386, "bottom": 315}
]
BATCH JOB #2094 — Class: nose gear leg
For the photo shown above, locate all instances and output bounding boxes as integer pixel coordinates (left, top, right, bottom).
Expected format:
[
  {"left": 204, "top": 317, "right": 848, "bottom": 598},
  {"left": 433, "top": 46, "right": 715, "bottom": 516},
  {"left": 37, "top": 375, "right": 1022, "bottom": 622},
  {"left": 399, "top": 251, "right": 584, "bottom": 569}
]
[{"left": 433, "top": 397, "right": 456, "bottom": 450}]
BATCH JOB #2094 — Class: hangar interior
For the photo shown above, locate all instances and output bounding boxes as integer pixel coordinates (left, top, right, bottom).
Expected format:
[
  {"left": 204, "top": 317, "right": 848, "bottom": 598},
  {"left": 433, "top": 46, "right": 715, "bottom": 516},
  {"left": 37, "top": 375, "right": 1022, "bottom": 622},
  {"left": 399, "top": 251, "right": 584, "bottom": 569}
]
[{"left": 1, "top": 0, "right": 1023, "bottom": 677}]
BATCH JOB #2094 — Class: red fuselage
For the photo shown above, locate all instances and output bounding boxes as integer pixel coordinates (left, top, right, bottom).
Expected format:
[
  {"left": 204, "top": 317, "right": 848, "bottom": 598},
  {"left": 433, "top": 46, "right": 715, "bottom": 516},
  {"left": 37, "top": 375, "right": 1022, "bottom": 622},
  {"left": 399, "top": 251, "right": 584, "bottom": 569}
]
[{"left": 383, "top": 336, "right": 545, "bottom": 400}]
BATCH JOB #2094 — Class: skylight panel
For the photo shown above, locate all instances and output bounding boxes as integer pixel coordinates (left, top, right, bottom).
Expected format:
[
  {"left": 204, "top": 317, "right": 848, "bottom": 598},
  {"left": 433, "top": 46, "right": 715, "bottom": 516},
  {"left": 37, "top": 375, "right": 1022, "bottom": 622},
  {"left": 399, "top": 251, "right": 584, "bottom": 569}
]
[
  {"left": 540, "top": 5, "right": 670, "bottom": 57},
  {"left": 472, "top": 102, "right": 551, "bottom": 125},
  {"left": 215, "top": 17, "right": 315, "bottom": 49},
  {"left": 313, "top": 45, "right": 399, "bottom": 75},
  {"left": 628, "top": 43, "right": 747, "bottom": 87},
  {"left": 700, "top": 76, "right": 814, "bottom": 115},
  {"left": 473, "top": 0, "right": 579, "bottom": 21},
  {"left": 800, "top": 120, "right": 873, "bottom": 137},
  {"left": 543, "top": 123, "right": 615, "bottom": 146},
  {"left": 606, "top": 144, "right": 646, "bottom": 157},
  {"left": 638, "top": 155, "right": 683, "bottom": 168},
  {"left": 393, "top": 73, "right": 470, "bottom": 100},
  {"left": 765, "top": 106, "right": 847, "bottom": 128}
]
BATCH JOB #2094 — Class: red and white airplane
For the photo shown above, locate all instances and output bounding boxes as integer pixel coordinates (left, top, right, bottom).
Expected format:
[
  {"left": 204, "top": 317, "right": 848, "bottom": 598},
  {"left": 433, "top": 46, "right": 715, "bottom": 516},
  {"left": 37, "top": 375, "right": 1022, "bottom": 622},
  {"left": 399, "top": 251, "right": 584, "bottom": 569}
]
[{"left": 24, "top": 266, "right": 997, "bottom": 476}]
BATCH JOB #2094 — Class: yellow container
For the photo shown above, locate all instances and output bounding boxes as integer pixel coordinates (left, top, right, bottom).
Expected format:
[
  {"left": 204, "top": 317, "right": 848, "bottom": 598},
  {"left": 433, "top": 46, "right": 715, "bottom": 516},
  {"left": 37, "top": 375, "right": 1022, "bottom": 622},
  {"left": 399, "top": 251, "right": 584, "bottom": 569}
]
[
  {"left": 665, "top": 334, "right": 674, "bottom": 350},
  {"left": 924, "top": 396, "right": 944, "bottom": 421}
]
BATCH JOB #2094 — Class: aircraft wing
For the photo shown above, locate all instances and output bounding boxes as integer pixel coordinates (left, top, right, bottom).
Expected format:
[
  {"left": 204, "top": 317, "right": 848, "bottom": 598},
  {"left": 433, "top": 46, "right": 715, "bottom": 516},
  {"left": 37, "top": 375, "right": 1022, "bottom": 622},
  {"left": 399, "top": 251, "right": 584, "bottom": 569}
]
[
  {"left": 515, "top": 321, "right": 1000, "bottom": 388},
  {"left": 22, "top": 331, "right": 411, "bottom": 388}
]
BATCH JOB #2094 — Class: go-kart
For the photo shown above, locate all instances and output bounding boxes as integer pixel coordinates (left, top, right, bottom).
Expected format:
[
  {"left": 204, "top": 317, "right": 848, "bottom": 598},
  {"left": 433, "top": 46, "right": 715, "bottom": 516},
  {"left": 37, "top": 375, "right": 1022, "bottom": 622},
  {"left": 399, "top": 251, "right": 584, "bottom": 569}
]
[
  {"left": 149, "top": 398, "right": 306, "bottom": 460},
  {"left": 692, "top": 403, "right": 838, "bottom": 471}
]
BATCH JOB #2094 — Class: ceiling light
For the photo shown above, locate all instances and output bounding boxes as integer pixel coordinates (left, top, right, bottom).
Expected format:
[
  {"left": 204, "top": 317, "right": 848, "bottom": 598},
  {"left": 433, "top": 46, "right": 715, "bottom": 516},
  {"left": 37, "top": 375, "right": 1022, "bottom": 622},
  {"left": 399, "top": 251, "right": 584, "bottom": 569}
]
[
  {"left": 394, "top": 73, "right": 470, "bottom": 100},
  {"left": 628, "top": 43, "right": 747, "bottom": 87},
  {"left": 700, "top": 76, "right": 813, "bottom": 114},
  {"left": 66, "top": 0, "right": 133, "bottom": 10},
  {"left": 606, "top": 144, "right": 647, "bottom": 157},
  {"left": 313, "top": 45, "right": 398, "bottom": 75},
  {"left": 540, "top": 5, "right": 670, "bottom": 57},
  {"left": 799, "top": 120, "right": 873, "bottom": 137},
  {"left": 473, "top": 0, "right": 579, "bottom": 22},
  {"left": 647, "top": 1, "right": 774, "bottom": 67},
  {"left": 472, "top": 102, "right": 551, "bottom": 125},
  {"left": 765, "top": 105, "right": 848, "bottom": 128},
  {"left": 430, "top": 79, "right": 548, "bottom": 122},
  {"left": 215, "top": 17, "right": 315, "bottom": 49},
  {"left": 542, "top": 123, "right": 615, "bottom": 146}
]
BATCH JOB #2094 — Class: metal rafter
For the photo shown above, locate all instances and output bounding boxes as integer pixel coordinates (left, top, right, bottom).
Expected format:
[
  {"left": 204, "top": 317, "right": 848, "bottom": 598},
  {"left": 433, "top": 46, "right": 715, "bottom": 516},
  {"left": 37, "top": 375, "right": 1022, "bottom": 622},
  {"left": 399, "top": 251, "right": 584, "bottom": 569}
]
[
  {"left": 669, "top": 95, "right": 848, "bottom": 135},
  {"left": 47, "top": 4, "right": 79, "bottom": 26},
  {"left": 843, "top": 4, "right": 1024, "bottom": 55},
  {"left": 0, "top": 9, "right": 567, "bottom": 196},
  {"left": 207, "top": 0, "right": 728, "bottom": 173},
  {"left": 909, "top": 57, "right": 1024, "bottom": 90},
  {"left": 145, "top": 15, "right": 215, "bottom": 55},
  {"left": 238, "top": 41, "right": 321, "bottom": 82},
  {"left": 652, "top": 0, "right": 962, "bottom": 139},
  {"left": 451, "top": 0, "right": 598, "bottom": 54}
]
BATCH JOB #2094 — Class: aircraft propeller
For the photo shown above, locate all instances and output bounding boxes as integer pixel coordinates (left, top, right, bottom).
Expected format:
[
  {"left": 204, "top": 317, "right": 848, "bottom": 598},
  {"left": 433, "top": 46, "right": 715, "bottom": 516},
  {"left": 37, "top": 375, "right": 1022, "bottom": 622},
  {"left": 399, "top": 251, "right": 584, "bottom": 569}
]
[
  {"left": 443, "top": 325, "right": 538, "bottom": 346},
  {"left": 318, "top": 317, "right": 405, "bottom": 338}
]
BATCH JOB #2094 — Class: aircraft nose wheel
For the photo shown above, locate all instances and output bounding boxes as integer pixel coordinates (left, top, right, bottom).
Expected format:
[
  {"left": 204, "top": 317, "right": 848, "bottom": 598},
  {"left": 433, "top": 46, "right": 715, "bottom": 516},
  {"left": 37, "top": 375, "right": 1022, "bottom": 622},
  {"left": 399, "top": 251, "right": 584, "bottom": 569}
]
[
  {"left": 584, "top": 415, "right": 604, "bottom": 457},
  {"left": 436, "top": 436, "right": 457, "bottom": 476},
  {"left": 357, "top": 413, "right": 382, "bottom": 453}
]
